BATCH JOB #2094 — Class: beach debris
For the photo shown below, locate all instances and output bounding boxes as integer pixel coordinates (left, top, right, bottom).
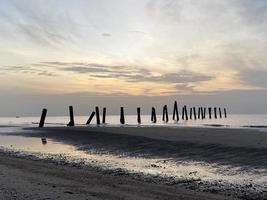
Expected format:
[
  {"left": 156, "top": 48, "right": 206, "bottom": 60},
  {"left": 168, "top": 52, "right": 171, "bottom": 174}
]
[
  {"left": 162, "top": 105, "right": 169, "bottom": 123},
  {"left": 67, "top": 106, "right": 75, "bottom": 126},
  {"left": 172, "top": 101, "right": 179, "bottom": 121},
  {"left": 151, "top": 107, "right": 157, "bottom": 123},
  {"left": 41, "top": 138, "right": 47, "bottom": 145},
  {"left": 39, "top": 108, "right": 47, "bottom": 128},
  {"left": 86, "top": 111, "right": 95, "bottom": 125},
  {"left": 137, "top": 107, "right": 141, "bottom": 124},
  {"left": 120, "top": 107, "right": 125, "bottom": 124},
  {"left": 95, "top": 106, "right": 101, "bottom": 125}
]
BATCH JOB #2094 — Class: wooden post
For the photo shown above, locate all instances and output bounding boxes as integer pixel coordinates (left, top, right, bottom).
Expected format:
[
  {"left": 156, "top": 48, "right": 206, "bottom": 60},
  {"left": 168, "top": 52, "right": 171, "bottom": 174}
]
[
  {"left": 39, "top": 108, "right": 47, "bottom": 128},
  {"left": 67, "top": 106, "right": 74, "bottom": 126},
  {"left": 198, "top": 107, "right": 201, "bottom": 119},
  {"left": 189, "top": 108, "right": 193, "bottom": 119},
  {"left": 202, "top": 107, "right": 206, "bottom": 119},
  {"left": 193, "top": 107, "right": 197, "bottom": 120},
  {"left": 172, "top": 101, "right": 179, "bottom": 121},
  {"left": 151, "top": 107, "right": 157, "bottom": 123},
  {"left": 86, "top": 111, "right": 95, "bottom": 125},
  {"left": 182, "top": 106, "right": 185, "bottom": 120},
  {"left": 137, "top": 107, "right": 141, "bottom": 124},
  {"left": 184, "top": 105, "right": 188, "bottom": 120},
  {"left": 214, "top": 107, "right": 217, "bottom": 119},
  {"left": 102, "top": 108, "right": 106, "bottom": 124},
  {"left": 162, "top": 105, "right": 169, "bottom": 123},
  {"left": 224, "top": 108, "right": 227, "bottom": 118},
  {"left": 219, "top": 108, "right": 222, "bottom": 118},
  {"left": 208, "top": 107, "right": 212, "bottom": 119},
  {"left": 95, "top": 106, "right": 100, "bottom": 125},
  {"left": 120, "top": 107, "right": 125, "bottom": 124}
]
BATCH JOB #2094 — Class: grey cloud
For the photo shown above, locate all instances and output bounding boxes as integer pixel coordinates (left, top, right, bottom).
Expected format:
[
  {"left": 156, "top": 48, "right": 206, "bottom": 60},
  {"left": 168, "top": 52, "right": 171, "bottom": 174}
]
[
  {"left": 48, "top": 61, "right": 213, "bottom": 84},
  {"left": 239, "top": 68, "right": 267, "bottom": 88},
  {"left": 102, "top": 33, "right": 111, "bottom": 37}
]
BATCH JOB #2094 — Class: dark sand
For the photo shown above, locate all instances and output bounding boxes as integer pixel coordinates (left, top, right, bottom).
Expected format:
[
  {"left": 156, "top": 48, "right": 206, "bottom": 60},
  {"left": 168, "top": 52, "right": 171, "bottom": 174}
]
[
  {"left": 0, "top": 126, "right": 266, "bottom": 199},
  {"left": 0, "top": 151, "right": 233, "bottom": 200}
]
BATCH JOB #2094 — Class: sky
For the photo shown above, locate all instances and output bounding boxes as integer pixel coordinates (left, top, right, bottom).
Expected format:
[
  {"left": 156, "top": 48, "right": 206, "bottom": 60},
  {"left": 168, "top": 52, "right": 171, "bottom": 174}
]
[{"left": 0, "top": 0, "right": 267, "bottom": 116}]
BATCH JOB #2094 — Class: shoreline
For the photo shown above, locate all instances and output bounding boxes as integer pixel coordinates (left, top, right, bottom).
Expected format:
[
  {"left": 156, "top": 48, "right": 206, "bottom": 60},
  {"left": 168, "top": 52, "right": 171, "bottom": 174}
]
[
  {"left": 0, "top": 150, "right": 234, "bottom": 200},
  {"left": 0, "top": 126, "right": 266, "bottom": 199}
]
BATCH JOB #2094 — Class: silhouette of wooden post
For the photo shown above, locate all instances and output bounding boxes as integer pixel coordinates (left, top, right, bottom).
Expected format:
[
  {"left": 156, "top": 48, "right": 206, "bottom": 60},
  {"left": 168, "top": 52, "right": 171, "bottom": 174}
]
[
  {"left": 137, "top": 107, "right": 141, "bottom": 124},
  {"left": 39, "top": 108, "right": 47, "bottom": 128},
  {"left": 95, "top": 106, "right": 100, "bottom": 125},
  {"left": 224, "top": 108, "right": 227, "bottom": 118},
  {"left": 203, "top": 107, "right": 206, "bottom": 119},
  {"left": 182, "top": 106, "right": 185, "bottom": 120},
  {"left": 162, "top": 105, "right": 169, "bottom": 123},
  {"left": 193, "top": 107, "right": 197, "bottom": 120},
  {"left": 198, "top": 107, "right": 201, "bottom": 119},
  {"left": 120, "top": 107, "right": 125, "bottom": 124},
  {"left": 184, "top": 105, "right": 188, "bottom": 120},
  {"left": 67, "top": 106, "right": 75, "bottom": 126},
  {"left": 102, "top": 108, "right": 106, "bottom": 124},
  {"left": 214, "top": 107, "right": 218, "bottom": 119},
  {"left": 189, "top": 108, "right": 193, "bottom": 119},
  {"left": 200, "top": 107, "right": 204, "bottom": 119},
  {"left": 173, "top": 101, "right": 179, "bottom": 121},
  {"left": 86, "top": 111, "right": 95, "bottom": 125},
  {"left": 219, "top": 108, "right": 222, "bottom": 118},
  {"left": 208, "top": 107, "right": 212, "bottom": 119},
  {"left": 151, "top": 107, "right": 157, "bottom": 123}
]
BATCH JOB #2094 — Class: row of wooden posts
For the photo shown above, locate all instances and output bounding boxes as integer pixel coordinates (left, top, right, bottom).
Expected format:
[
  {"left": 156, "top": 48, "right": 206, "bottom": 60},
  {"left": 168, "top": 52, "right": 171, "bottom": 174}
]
[{"left": 39, "top": 101, "right": 227, "bottom": 128}]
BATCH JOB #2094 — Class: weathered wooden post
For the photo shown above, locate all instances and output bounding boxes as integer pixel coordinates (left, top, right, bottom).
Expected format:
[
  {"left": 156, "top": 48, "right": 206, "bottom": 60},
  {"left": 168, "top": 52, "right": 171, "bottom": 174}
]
[
  {"left": 39, "top": 108, "right": 47, "bottom": 128},
  {"left": 102, "top": 108, "right": 106, "bottom": 123},
  {"left": 203, "top": 107, "right": 206, "bottom": 119},
  {"left": 198, "top": 107, "right": 201, "bottom": 119},
  {"left": 67, "top": 106, "right": 75, "bottom": 126},
  {"left": 214, "top": 107, "right": 217, "bottom": 119},
  {"left": 193, "top": 107, "right": 197, "bottom": 120},
  {"left": 182, "top": 106, "right": 185, "bottom": 120},
  {"left": 151, "top": 107, "right": 157, "bottom": 123},
  {"left": 86, "top": 111, "right": 95, "bottom": 125},
  {"left": 189, "top": 108, "right": 193, "bottom": 119},
  {"left": 95, "top": 106, "right": 100, "bottom": 125},
  {"left": 137, "top": 107, "right": 141, "bottom": 124},
  {"left": 120, "top": 107, "right": 125, "bottom": 124},
  {"left": 162, "top": 105, "right": 169, "bottom": 123},
  {"left": 184, "top": 105, "right": 188, "bottom": 120},
  {"left": 200, "top": 107, "right": 204, "bottom": 119},
  {"left": 224, "top": 108, "right": 227, "bottom": 118},
  {"left": 219, "top": 108, "right": 222, "bottom": 118},
  {"left": 173, "top": 101, "right": 179, "bottom": 121},
  {"left": 208, "top": 107, "right": 212, "bottom": 119}
]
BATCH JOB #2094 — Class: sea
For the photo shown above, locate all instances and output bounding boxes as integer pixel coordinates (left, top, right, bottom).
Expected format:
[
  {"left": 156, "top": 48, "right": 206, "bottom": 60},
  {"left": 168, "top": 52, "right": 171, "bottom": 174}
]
[{"left": 0, "top": 114, "right": 267, "bottom": 128}]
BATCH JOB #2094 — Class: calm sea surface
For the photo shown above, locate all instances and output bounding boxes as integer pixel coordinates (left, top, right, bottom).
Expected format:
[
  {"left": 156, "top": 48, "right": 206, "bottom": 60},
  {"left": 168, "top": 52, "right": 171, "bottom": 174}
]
[{"left": 0, "top": 114, "right": 267, "bottom": 128}]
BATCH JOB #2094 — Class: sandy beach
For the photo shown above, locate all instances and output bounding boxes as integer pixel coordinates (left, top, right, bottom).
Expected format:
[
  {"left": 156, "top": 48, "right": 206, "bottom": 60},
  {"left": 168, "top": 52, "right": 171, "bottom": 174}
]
[{"left": 0, "top": 126, "right": 266, "bottom": 199}]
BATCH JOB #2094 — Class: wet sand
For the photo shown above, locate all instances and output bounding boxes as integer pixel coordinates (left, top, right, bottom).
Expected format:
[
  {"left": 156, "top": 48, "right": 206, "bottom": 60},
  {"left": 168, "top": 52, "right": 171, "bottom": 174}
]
[
  {"left": 0, "top": 151, "right": 232, "bottom": 200},
  {"left": 0, "top": 126, "right": 266, "bottom": 199}
]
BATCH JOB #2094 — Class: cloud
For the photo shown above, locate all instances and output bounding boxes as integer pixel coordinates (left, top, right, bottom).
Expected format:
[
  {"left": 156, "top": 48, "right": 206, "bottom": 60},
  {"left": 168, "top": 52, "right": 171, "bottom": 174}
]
[
  {"left": 51, "top": 61, "right": 213, "bottom": 84},
  {"left": 238, "top": 68, "right": 267, "bottom": 88}
]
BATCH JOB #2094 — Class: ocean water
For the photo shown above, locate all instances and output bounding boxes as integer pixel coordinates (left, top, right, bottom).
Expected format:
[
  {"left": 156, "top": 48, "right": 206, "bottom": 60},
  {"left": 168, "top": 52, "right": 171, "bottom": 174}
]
[{"left": 0, "top": 114, "right": 267, "bottom": 128}]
